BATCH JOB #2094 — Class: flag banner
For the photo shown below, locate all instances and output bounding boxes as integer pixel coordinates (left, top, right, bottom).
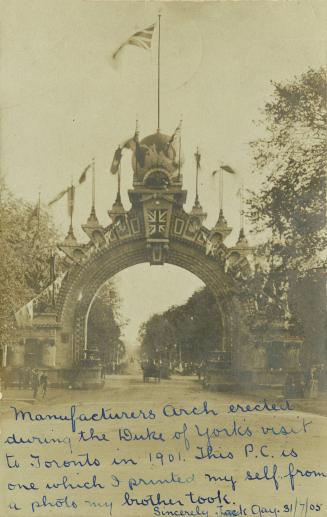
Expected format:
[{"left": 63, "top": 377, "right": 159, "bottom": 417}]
[
  {"left": 167, "top": 122, "right": 182, "bottom": 149},
  {"left": 48, "top": 187, "right": 69, "bottom": 206},
  {"left": 79, "top": 163, "right": 92, "bottom": 184},
  {"left": 194, "top": 149, "right": 201, "bottom": 169},
  {"left": 221, "top": 164, "right": 236, "bottom": 174},
  {"left": 15, "top": 299, "right": 34, "bottom": 327},
  {"left": 112, "top": 23, "right": 156, "bottom": 60},
  {"left": 110, "top": 146, "right": 123, "bottom": 174},
  {"left": 122, "top": 136, "right": 137, "bottom": 151},
  {"left": 123, "top": 131, "right": 145, "bottom": 167},
  {"left": 67, "top": 185, "right": 75, "bottom": 218}
]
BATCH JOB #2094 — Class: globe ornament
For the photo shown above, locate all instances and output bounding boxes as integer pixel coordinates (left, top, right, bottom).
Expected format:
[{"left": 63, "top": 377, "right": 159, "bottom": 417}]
[{"left": 132, "top": 132, "right": 184, "bottom": 187}]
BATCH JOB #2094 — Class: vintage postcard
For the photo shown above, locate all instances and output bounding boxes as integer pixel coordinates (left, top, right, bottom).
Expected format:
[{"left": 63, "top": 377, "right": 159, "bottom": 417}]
[{"left": 0, "top": 1, "right": 326, "bottom": 516}]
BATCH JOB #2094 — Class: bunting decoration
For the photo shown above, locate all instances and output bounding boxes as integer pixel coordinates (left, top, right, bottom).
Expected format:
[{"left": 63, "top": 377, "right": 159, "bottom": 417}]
[
  {"left": 112, "top": 23, "right": 156, "bottom": 61},
  {"left": 15, "top": 301, "right": 34, "bottom": 327},
  {"left": 15, "top": 272, "right": 68, "bottom": 327}
]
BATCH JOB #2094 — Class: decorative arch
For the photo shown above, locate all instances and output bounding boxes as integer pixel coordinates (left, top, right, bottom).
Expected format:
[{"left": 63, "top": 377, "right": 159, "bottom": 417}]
[{"left": 57, "top": 230, "right": 251, "bottom": 368}]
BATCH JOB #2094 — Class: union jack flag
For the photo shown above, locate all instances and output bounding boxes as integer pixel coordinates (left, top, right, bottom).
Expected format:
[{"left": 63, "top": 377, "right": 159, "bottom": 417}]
[
  {"left": 147, "top": 209, "right": 167, "bottom": 235},
  {"left": 112, "top": 23, "right": 156, "bottom": 61}
]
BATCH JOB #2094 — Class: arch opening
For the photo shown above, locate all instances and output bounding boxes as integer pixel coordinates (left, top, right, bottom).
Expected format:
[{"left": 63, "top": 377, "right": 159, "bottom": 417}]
[{"left": 85, "top": 264, "right": 225, "bottom": 372}]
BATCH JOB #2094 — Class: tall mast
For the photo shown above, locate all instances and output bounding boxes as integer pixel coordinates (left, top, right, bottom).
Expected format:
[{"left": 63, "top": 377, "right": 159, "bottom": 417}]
[
  {"left": 240, "top": 183, "right": 244, "bottom": 229},
  {"left": 178, "top": 116, "right": 182, "bottom": 181},
  {"left": 37, "top": 191, "right": 41, "bottom": 232},
  {"left": 194, "top": 147, "right": 200, "bottom": 206},
  {"left": 91, "top": 157, "right": 96, "bottom": 214},
  {"left": 219, "top": 167, "right": 224, "bottom": 212},
  {"left": 157, "top": 14, "right": 161, "bottom": 132},
  {"left": 117, "top": 163, "right": 121, "bottom": 203}
]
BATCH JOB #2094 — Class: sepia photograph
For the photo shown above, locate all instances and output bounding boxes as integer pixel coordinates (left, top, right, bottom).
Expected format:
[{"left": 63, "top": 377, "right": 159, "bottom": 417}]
[{"left": 0, "top": 1, "right": 326, "bottom": 516}]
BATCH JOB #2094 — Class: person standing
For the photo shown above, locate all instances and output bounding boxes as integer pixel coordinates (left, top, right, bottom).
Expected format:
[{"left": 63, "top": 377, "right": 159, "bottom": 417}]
[
  {"left": 40, "top": 372, "right": 48, "bottom": 398},
  {"left": 31, "top": 369, "right": 40, "bottom": 399}
]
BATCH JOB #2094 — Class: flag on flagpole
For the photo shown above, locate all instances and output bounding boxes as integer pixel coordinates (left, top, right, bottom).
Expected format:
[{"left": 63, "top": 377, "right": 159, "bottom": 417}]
[
  {"left": 221, "top": 164, "right": 236, "bottom": 174},
  {"left": 194, "top": 149, "right": 201, "bottom": 169},
  {"left": 110, "top": 146, "right": 123, "bottom": 175},
  {"left": 166, "top": 121, "right": 182, "bottom": 152},
  {"left": 79, "top": 163, "right": 92, "bottom": 184},
  {"left": 112, "top": 23, "right": 156, "bottom": 60},
  {"left": 212, "top": 165, "right": 237, "bottom": 176},
  {"left": 48, "top": 187, "right": 69, "bottom": 206}
]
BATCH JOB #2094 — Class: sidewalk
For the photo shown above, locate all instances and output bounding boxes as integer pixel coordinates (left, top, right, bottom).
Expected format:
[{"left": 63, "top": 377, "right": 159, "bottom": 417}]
[
  {"left": 240, "top": 385, "right": 327, "bottom": 417},
  {"left": 0, "top": 387, "right": 67, "bottom": 411},
  {"left": 1, "top": 381, "right": 327, "bottom": 417}
]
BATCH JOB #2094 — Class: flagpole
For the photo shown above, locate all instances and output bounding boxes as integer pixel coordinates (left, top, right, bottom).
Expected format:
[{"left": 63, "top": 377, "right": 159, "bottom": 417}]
[
  {"left": 69, "top": 178, "right": 74, "bottom": 233},
  {"left": 50, "top": 249, "right": 55, "bottom": 307},
  {"left": 195, "top": 147, "right": 200, "bottom": 205},
  {"left": 92, "top": 157, "right": 95, "bottom": 211},
  {"left": 117, "top": 163, "right": 121, "bottom": 202},
  {"left": 219, "top": 167, "right": 223, "bottom": 212},
  {"left": 240, "top": 183, "right": 244, "bottom": 229},
  {"left": 37, "top": 191, "right": 41, "bottom": 232},
  {"left": 157, "top": 14, "right": 161, "bottom": 132},
  {"left": 178, "top": 116, "right": 182, "bottom": 181}
]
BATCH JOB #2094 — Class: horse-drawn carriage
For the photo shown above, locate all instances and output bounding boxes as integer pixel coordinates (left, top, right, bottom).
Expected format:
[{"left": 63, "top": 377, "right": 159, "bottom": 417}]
[{"left": 142, "top": 362, "right": 161, "bottom": 383}]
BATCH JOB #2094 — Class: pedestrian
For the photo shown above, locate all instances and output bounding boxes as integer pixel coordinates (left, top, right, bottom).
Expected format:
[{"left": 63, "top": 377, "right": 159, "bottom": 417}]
[
  {"left": 24, "top": 367, "right": 31, "bottom": 389},
  {"left": 18, "top": 368, "right": 24, "bottom": 390},
  {"left": 305, "top": 368, "right": 318, "bottom": 399},
  {"left": 31, "top": 369, "right": 40, "bottom": 399},
  {"left": 40, "top": 372, "right": 48, "bottom": 398}
]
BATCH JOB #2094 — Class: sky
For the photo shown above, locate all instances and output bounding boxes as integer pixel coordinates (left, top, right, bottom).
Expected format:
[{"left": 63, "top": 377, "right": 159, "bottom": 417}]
[{"left": 1, "top": 1, "right": 327, "bottom": 346}]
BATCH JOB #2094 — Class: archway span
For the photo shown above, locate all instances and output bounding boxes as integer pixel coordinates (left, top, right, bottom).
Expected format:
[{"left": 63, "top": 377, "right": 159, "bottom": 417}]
[{"left": 57, "top": 235, "right": 242, "bottom": 363}]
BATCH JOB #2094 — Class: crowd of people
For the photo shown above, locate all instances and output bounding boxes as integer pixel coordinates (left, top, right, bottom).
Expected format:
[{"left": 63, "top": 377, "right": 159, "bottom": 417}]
[{"left": 0, "top": 367, "right": 48, "bottom": 399}]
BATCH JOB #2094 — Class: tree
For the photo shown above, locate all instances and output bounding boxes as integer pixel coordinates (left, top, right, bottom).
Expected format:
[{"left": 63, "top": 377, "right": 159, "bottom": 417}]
[
  {"left": 0, "top": 180, "right": 62, "bottom": 347},
  {"left": 139, "top": 287, "right": 221, "bottom": 363},
  {"left": 247, "top": 68, "right": 326, "bottom": 364},
  {"left": 87, "top": 280, "right": 126, "bottom": 366}
]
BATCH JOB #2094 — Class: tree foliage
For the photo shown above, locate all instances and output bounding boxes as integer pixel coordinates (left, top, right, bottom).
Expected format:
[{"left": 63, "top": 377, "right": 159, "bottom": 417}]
[
  {"left": 247, "top": 68, "right": 326, "bottom": 274},
  {"left": 87, "top": 281, "right": 126, "bottom": 366},
  {"left": 247, "top": 68, "right": 326, "bottom": 363},
  {"left": 0, "top": 180, "right": 61, "bottom": 346},
  {"left": 139, "top": 287, "right": 221, "bottom": 363}
]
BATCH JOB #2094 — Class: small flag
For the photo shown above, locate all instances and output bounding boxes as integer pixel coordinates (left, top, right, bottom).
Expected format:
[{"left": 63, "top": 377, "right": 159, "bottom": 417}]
[
  {"left": 48, "top": 187, "right": 69, "bottom": 206},
  {"left": 194, "top": 149, "right": 201, "bottom": 169},
  {"left": 79, "top": 163, "right": 92, "bottom": 184},
  {"left": 212, "top": 165, "right": 237, "bottom": 176},
  {"left": 221, "top": 164, "right": 236, "bottom": 174},
  {"left": 166, "top": 122, "right": 182, "bottom": 155},
  {"left": 110, "top": 146, "right": 123, "bottom": 175},
  {"left": 112, "top": 23, "right": 156, "bottom": 61},
  {"left": 123, "top": 131, "right": 145, "bottom": 167}
]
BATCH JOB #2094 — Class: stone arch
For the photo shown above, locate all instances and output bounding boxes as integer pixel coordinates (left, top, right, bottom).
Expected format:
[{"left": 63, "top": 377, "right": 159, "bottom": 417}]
[{"left": 57, "top": 234, "right": 245, "bottom": 366}]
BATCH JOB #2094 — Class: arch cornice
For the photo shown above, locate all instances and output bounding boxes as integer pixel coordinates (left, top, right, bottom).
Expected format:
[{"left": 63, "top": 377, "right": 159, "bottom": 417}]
[{"left": 58, "top": 234, "right": 236, "bottom": 326}]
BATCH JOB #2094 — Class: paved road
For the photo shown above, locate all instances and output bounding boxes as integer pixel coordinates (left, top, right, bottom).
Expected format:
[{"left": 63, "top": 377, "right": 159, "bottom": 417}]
[{"left": 1, "top": 374, "right": 327, "bottom": 517}]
